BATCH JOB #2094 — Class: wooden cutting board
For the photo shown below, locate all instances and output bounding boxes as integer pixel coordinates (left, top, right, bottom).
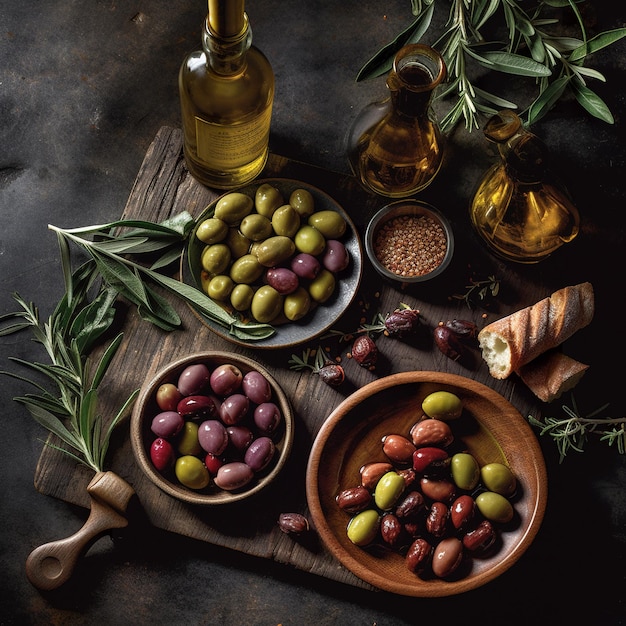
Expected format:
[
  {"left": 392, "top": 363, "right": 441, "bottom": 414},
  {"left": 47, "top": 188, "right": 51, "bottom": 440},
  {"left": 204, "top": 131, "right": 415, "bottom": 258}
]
[{"left": 33, "top": 126, "right": 543, "bottom": 591}]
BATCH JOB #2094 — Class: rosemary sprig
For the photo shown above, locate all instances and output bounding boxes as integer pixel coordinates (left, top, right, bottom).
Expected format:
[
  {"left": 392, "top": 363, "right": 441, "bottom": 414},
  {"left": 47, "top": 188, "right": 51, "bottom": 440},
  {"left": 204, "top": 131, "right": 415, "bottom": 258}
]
[
  {"left": 528, "top": 397, "right": 625, "bottom": 463},
  {"left": 48, "top": 214, "right": 275, "bottom": 341},
  {"left": 288, "top": 346, "right": 345, "bottom": 387},
  {"left": 357, "top": 1, "right": 626, "bottom": 131},
  {"left": 451, "top": 275, "right": 500, "bottom": 308}
]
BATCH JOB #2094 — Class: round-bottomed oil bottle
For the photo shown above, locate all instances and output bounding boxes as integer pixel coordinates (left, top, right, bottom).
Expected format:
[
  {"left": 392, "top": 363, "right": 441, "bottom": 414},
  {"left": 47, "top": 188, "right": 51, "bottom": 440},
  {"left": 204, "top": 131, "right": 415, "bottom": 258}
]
[
  {"left": 179, "top": 0, "right": 274, "bottom": 189},
  {"left": 469, "top": 110, "right": 580, "bottom": 263}
]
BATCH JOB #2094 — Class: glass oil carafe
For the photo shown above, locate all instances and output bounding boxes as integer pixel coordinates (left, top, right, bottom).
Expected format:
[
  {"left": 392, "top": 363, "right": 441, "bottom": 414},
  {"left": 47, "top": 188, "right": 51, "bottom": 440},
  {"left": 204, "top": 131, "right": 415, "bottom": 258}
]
[
  {"left": 469, "top": 110, "right": 580, "bottom": 263},
  {"left": 347, "top": 44, "right": 446, "bottom": 198}
]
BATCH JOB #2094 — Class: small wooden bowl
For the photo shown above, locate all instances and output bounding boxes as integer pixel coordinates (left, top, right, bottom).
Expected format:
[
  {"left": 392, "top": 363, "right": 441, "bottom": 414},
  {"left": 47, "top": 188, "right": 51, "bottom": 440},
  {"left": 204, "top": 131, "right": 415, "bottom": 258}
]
[
  {"left": 131, "top": 351, "right": 294, "bottom": 506},
  {"left": 306, "top": 371, "right": 547, "bottom": 597}
]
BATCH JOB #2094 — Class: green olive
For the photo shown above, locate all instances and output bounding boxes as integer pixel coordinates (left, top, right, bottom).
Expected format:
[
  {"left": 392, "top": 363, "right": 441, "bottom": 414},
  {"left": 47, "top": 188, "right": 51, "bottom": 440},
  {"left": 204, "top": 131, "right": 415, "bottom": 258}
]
[
  {"left": 226, "top": 228, "right": 251, "bottom": 259},
  {"left": 213, "top": 192, "right": 253, "bottom": 225},
  {"left": 476, "top": 491, "right": 514, "bottom": 524},
  {"left": 206, "top": 275, "right": 234, "bottom": 301},
  {"left": 201, "top": 243, "right": 231, "bottom": 275},
  {"left": 346, "top": 509, "right": 380, "bottom": 546},
  {"left": 421, "top": 391, "right": 463, "bottom": 420},
  {"left": 229, "top": 253, "right": 264, "bottom": 284},
  {"left": 308, "top": 210, "right": 347, "bottom": 239},
  {"left": 294, "top": 225, "right": 326, "bottom": 256},
  {"left": 176, "top": 421, "right": 202, "bottom": 456},
  {"left": 374, "top": 471, "right": 405, "bottom": 510},
  {"left": 251, "top": 285, "right": 283, "bottom": 323},
  {"left": 289, "top": 188, "right": 315, "bottom": 218},
  {"left": 230, "top": 283, "right": 254, "bottom": 311},
  {"left": 239, "top": 213, "right": 273, "bottom": 242},
  {"left": 254, "top": 235, "right": 296, "bottom": 267},
  {"left": 283, "top": 287, "right": 311, "bottom": 321},
  {"left": 196, "top": 217, "right": 228, "bottom": 244},
  {"left": 271, "top": 204, "right": 301, "bottom": 238},
  {"left": 175, "top": 455, "right": 210, "bottom": 490},
  {"left": 450, "top": 452, "right": 480, "bottom": 491},
  {"left": 480, "top": 463, "right": 517, "bottom": 496},
  {"left": 308, "top": 269, "right": 335, "bottom": 303},
  {"left": 255, "top": 183, "right": 284, "bottom": 218}
]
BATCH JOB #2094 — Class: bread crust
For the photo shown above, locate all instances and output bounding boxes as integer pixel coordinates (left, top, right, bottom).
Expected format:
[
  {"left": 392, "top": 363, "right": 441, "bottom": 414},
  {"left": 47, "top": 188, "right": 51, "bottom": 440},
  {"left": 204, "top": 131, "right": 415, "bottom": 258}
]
[
  {"left": 517, "top": 351, "right": 589, "bottom": 403},
  {"left": 477, "top": 282, "right": 594, "bottom": 379}
]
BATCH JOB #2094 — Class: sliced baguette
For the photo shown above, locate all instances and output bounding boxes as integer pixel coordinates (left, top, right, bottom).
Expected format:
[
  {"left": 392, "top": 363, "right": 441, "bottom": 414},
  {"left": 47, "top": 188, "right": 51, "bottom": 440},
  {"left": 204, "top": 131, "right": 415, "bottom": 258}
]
[
  {"left": 517, "top": 351, "right": 589, "bottom": 403},
  {"left": 478, "top": 282, "right": 594, "bottom": 379}
]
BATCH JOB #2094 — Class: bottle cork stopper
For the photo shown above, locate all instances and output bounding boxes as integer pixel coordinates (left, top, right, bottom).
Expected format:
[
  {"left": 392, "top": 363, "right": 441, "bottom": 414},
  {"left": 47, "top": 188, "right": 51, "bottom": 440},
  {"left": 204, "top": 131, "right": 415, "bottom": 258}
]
[{"left": 208, "top": 0, "right": 245, "bottom": 37}]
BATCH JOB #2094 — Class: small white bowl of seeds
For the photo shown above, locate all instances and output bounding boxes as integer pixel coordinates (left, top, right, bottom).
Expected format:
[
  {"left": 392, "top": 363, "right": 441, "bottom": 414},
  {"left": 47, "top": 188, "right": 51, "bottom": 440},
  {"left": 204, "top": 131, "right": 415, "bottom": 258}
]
[{"left": 365, "top": 200, "right": 454, "bottom": 285}]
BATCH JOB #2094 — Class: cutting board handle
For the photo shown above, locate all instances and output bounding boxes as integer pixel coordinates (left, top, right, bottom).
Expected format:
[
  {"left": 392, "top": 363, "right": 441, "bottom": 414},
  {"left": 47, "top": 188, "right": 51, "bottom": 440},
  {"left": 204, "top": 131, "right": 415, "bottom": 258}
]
[{"left": 25, "top": 471, "right": 135, "bottom": 591}]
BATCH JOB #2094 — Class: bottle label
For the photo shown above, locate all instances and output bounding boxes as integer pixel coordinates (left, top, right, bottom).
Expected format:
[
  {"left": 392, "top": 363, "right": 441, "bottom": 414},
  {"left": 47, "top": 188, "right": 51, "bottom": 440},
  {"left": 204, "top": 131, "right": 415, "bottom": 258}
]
[{"left": 195, "top": 107, "right": 272, "bottom": 168}]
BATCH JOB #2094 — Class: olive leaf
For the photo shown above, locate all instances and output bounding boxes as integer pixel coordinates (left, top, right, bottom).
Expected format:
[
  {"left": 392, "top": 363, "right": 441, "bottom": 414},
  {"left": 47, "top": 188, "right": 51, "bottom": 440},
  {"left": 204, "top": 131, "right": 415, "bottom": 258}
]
[
  {"left": 570, "top": 80, "right": 614, "bottom": 124},
  {"left": 526, "top": 75, "right": 569, "bottom": 125},
  {"left": 474, "top": 51, "right": 552, "bottom": 77},
  {"left": 569, "top": 28, "right": 626, "bottom": 63},
  {"left": 356, "top": 2, "right": 435, "bottom": 82}
]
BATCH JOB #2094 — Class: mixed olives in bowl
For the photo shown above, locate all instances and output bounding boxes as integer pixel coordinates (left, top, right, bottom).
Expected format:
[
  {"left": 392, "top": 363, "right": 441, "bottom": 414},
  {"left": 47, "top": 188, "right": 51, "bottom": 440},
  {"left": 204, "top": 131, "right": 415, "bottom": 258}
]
[
  {"left": 181, "top": 179, "right": 363, "bottom": 349},
  {"left": 131, "top": 352, "right": 294, "bottom": 505},
  {"left": 306, "top": 371, "right": 547, "bottom": 597}
]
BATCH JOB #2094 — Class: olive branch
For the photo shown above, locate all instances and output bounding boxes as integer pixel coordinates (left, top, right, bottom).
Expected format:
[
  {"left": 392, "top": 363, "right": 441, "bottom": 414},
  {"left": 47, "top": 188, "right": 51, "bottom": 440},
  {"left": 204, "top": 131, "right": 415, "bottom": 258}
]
[{"left": 357, "top": 0, "right": 626, "bottom": 131}]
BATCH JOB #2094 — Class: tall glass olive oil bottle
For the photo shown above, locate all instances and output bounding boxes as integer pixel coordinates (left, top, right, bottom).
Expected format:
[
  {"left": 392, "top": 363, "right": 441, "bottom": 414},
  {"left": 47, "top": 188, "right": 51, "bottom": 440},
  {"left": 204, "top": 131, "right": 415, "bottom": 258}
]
[{"left": 179, "top": 0, "right": 274, "bottom": 189}]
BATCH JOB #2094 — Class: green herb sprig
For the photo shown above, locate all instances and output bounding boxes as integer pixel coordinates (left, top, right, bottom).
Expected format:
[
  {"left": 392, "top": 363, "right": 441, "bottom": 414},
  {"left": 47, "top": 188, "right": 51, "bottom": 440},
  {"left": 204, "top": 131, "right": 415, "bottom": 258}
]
[
  {"left": 357, "top": 0, "right": 626, "bottom": 131},
  {"left": 0, "top": 271, "right": 136, "bottom": 472},
  {"left": 452, "top": 275, "right": 500, "bottom": 308},
  {"left": 528, "top": 397, "right": 625, "bottom": 462},
  {"left": 48, "top": 215, "right": 275, "bottom": 341}
]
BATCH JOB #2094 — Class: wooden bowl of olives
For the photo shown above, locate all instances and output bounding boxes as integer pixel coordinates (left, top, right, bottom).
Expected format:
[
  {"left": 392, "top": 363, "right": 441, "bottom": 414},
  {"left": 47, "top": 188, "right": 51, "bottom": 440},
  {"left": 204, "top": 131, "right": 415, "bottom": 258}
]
[
  {"left": 306, "top": 371, "right": 547, "bottom": 597},
  {"left": 180, "top": 179, "right": 363, "bottom": 350},
  {"left": 130, "top": 351, "right": 294, "bottom": 506}
]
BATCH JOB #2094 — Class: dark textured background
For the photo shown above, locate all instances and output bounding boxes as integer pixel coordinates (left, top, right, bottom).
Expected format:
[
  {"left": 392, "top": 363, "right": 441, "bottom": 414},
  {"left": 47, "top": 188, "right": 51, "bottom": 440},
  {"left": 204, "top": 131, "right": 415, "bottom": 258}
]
[{"left": 1, "top": 1, "right": 624, "bottom": 624}]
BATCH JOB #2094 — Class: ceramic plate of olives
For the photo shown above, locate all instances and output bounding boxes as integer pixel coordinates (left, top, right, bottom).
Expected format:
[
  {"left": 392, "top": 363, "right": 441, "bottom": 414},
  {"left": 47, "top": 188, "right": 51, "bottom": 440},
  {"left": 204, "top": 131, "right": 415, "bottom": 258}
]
[
  {"left": 181, "top": 179, "right": 363, "bottom": 349},
  {"left": 130, "top": 351, "right": 294, "bottom": 506},
  {"left": 306, "top": 371, "right": 547, "bottom": 597}
]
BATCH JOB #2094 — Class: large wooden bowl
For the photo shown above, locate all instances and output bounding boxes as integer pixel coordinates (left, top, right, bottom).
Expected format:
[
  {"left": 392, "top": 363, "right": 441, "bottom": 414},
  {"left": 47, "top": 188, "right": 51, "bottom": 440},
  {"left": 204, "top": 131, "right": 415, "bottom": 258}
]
[
  {"left": 131, "top": 351, "right": 294, "bottom": 506},
  {"left": 306, "top": 372, "right": 547, "bottom": 597}
]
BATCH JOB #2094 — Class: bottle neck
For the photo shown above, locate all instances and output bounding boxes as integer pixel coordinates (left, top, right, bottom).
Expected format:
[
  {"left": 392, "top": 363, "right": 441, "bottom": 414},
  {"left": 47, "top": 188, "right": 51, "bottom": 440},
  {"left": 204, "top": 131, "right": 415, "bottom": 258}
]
[
  {"left": 387, "top": 45, "right": 445, "bottom": 118},
  {"left": 202, "top": 13, "right": 252, "bottom": 75}
]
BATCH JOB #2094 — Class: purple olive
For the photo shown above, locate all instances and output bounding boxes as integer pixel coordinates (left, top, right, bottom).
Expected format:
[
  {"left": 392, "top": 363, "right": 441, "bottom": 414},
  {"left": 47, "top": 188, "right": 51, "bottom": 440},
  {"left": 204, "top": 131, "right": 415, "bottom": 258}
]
[
  {"left": 210, "top": 364, "right": 243, "bottom": 396},
  {"left": 253, "top": 402, "right": 282, "bottom": 435},
  {"left": 242, "top": 371, "right": 273, "bottom": 405},
  {"left": 226, "top": 425, "right": 254, "bottom": 452},
  {"left": 151, "top": 411, "right": 184, "bottom": 439},
  {"left": 214, "top": 462, "right": 254, "bottom": 491},
  {"left": 177, "top": 363, "right": 211, "bottom": 396},
  {"left": 176, "top": 394, "right": 221, "bottom": 420},
  {"left": 322, "top": 239, "right": 350, "bottom": 272},
  {"left": 197, "top": 419, "right": 228, "bottom": 455},
  {"left": 244, "top": 436, "right": 276, "bottom": 472},
  {"left": 220, "top": 393, "right": 250, "bottom": 425},
  {"left": 265, "top": 267, "right": 299, "bottom": 295},
  {"left": 290, "top": 252, "right": 321, "bottom": 279}
]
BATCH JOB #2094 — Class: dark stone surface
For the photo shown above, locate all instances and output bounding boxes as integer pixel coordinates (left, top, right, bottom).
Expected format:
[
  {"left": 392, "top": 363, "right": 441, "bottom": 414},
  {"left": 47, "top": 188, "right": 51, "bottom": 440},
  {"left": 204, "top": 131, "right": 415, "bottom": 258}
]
[{"left": 1, "top": 1, "right": 624, "bottom": 624}]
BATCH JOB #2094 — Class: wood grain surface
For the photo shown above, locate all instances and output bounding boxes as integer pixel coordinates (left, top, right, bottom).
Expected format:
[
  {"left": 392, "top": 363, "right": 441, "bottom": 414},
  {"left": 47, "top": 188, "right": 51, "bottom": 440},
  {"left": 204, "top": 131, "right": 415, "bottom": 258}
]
[{"left": 33, "top": 126, "right": 547, "bottom": 591}]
